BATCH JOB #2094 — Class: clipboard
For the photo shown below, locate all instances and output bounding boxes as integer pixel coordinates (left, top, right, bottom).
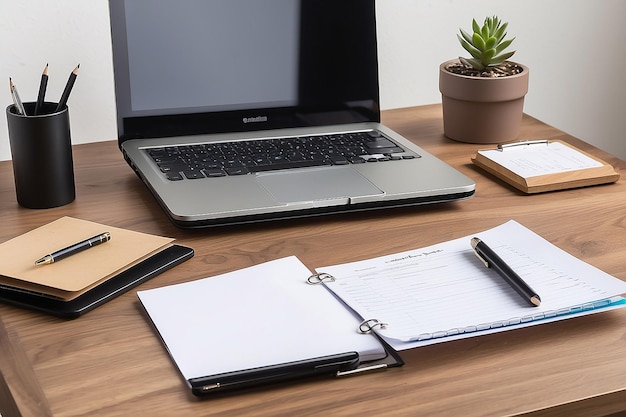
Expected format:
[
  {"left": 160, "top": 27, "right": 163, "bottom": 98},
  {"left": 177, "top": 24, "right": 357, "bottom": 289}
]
[{"left": 471, "top": 140, "right": 620, "bottom": 193}]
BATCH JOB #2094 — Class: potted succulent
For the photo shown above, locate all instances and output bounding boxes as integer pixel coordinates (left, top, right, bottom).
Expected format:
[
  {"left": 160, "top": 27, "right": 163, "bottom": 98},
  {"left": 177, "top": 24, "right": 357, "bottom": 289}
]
[{"left": 439, "top": 16, "right": 529, "bottom": 144}]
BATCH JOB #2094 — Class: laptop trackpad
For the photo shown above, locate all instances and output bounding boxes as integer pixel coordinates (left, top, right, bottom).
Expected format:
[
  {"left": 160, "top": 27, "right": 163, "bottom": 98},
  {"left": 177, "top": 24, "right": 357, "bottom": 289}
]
[{"left": 256, "top": 167, "right": 383, "bottom": 204}]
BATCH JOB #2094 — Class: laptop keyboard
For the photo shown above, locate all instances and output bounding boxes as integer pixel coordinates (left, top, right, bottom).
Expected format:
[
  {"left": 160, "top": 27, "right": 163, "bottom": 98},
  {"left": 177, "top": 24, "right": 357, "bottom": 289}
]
[{"left": 145, "top": 131, "right": 419, "bottom": 181}]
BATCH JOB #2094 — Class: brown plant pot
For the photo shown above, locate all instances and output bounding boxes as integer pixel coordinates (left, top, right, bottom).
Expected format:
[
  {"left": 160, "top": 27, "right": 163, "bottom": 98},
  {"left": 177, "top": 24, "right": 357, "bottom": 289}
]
[{"left": 439, "top": 59, "right": 529, "bottom": 144}]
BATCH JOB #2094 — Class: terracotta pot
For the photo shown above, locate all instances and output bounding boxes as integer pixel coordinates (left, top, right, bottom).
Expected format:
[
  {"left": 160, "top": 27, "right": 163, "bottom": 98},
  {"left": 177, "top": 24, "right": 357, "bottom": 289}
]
[{"left": 439, "top": 59, "right": 529, "bottom": 144}]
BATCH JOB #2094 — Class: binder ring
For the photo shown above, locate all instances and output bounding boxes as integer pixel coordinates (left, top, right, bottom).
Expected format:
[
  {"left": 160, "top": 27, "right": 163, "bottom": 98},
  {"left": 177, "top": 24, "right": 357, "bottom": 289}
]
[
  {"left": 306, "top": 273, "right": 335, "bottom": 285},
  {"left": 358, "top": 318, "right": 387, "bottom": 334}
]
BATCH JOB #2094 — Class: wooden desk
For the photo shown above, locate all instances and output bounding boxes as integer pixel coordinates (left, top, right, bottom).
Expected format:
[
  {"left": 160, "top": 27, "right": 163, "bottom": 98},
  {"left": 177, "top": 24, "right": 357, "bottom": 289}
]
[{"left": 1, "top": 104, "right": 625, "bottom": 417}]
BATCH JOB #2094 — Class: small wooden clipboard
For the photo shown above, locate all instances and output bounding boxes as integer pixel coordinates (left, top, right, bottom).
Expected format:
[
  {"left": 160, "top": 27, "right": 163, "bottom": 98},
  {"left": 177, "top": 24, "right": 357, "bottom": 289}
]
[{"left": 471, "top": 140, "right": 620, "bottom": 194}]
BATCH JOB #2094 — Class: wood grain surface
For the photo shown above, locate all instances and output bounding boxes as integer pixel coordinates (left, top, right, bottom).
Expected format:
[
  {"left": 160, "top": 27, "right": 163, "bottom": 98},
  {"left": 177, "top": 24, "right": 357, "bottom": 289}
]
[{"left": 1, "top": 105, "right": 625, "bottom": 416}]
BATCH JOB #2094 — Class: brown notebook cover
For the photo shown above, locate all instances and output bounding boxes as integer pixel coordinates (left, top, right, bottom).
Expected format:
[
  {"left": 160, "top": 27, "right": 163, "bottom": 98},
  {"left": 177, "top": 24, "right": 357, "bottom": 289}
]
[
  {"left": 0, "top": 217, "right": 174, "bottom": 300},
  {"left": 0, "top": 217, "right": 194, "bottom": 318}
]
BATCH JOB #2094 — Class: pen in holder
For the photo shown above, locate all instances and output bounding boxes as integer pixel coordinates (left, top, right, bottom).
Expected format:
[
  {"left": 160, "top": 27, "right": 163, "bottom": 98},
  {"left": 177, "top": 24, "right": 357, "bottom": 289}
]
[{"left": 6, "top": 102, "right": 75, "bottom": 208}]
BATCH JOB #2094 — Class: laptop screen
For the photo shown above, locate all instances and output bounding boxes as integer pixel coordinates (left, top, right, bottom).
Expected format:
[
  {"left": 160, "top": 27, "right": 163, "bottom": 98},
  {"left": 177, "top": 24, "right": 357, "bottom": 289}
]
[{"left": 109, "top": 0, "right": 380, "bottom": 142}]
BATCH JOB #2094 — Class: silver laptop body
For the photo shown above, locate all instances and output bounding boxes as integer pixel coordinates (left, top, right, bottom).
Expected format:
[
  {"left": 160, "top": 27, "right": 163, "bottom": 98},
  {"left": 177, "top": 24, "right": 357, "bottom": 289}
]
[{"left": 109, "top": 0, "right": 475, "bottom": 227}]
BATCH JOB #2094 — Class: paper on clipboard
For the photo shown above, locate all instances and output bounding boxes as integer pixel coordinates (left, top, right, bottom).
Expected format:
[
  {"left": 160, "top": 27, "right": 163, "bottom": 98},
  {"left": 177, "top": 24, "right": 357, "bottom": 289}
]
[{"left": 477, "top": 141, "right": 603, "bottom": 178}]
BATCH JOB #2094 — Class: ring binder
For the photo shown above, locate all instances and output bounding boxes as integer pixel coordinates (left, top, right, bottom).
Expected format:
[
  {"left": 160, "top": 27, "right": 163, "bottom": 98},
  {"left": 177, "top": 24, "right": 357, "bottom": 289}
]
[
  {"left": 138, "top": 256, "right": 404, "bottom": 396},
  {"left": 358, "top": 318, "right": 388, "bottom": 334},
  {"left": 315, "top": 221, "right": 626, "bottom": 350},
  {"left": 306, "top": 272, "right": 335, "bottom": 285}
]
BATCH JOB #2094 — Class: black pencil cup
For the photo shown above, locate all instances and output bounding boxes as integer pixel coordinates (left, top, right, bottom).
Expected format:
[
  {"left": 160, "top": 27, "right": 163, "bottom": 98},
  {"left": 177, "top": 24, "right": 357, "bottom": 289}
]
[{"left": 6, "top": 102, "right": 75, "bottom": 208}]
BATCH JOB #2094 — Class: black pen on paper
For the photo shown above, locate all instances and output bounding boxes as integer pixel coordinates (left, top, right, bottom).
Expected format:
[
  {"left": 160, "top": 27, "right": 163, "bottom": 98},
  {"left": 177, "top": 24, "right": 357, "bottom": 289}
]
[
  {"left": 9, "top": 77, "right": 27, "bottom": 116},
  {"left": 34, "top": 63, "right": 49, "bottom": 116},
  {"left": 35, "top": 232, "right": 111, "bottom": 266},
  {"left": 55, "top": 64, "right": 79, "bottom": 112},
  {"left": 471, "top": 237, "right": 541, "bottom": 307}
]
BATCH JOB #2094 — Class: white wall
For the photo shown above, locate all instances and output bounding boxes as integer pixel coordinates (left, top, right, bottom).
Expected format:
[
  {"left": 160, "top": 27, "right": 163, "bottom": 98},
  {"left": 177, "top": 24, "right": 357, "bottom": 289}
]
[{"left": 1, "top": 0, "right": 625, "bottom": 162}]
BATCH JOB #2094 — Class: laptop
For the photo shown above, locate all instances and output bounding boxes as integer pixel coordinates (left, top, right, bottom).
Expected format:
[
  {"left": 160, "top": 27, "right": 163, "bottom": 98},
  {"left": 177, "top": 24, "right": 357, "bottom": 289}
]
[{"left": 108, "top": 0, "right": 475, "bottom": 228}]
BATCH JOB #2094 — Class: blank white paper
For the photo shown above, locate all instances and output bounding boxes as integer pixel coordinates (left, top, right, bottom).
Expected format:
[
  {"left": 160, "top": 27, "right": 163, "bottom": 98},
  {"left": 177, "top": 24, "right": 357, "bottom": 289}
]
[{"left": 138, "top": 256, "right": 386, "bottom": 381}]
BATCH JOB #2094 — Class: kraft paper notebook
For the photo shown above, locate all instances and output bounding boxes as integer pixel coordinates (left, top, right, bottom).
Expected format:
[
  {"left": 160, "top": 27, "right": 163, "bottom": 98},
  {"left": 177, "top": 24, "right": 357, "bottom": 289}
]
[
  {"left": 471, "top": 140, "right": 620, "bottom": 193},
  {"left": 0, "top": 217, "right": 193, "bottom": 318}
]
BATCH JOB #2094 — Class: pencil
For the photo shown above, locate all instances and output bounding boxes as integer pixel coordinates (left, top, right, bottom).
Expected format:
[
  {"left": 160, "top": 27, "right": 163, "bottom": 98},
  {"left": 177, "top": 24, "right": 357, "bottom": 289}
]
[
  {"left": 34, "top": 63, "right": 49, "bottom": 116},
  {"left": 55, "top": 64, "right": 79, "bottom": 112},
  {"left": 9, "top": 77, "right": 27, "bottom": 116}
]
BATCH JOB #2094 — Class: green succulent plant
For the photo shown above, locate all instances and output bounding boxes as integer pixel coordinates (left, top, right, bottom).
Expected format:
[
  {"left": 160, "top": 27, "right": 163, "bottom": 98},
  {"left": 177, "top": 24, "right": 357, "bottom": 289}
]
[{"left": 457, "top": 16, "right": 516, "bottom": 70}]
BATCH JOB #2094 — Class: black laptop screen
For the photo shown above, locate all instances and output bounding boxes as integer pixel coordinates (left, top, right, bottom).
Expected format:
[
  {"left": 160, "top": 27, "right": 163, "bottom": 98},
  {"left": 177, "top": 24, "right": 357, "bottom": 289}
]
[{"left": 109, "top": 0, "right": 380, "bottom": 142}]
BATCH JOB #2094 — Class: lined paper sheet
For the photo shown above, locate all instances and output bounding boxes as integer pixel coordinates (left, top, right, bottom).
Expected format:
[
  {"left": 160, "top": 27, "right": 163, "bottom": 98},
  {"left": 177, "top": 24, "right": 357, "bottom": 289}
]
[{"left": 317, "top": 221, "right": 626, "bottom": 350}]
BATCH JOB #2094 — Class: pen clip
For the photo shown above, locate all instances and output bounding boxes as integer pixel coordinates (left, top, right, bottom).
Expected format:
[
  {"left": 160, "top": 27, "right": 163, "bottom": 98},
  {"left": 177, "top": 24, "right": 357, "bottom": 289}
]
[
  {"left": 470, "top": 237, "right": 489, "bottom": 268},
  {"left": 497, "top": 139, "right": 549, "bottom": 151}
]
